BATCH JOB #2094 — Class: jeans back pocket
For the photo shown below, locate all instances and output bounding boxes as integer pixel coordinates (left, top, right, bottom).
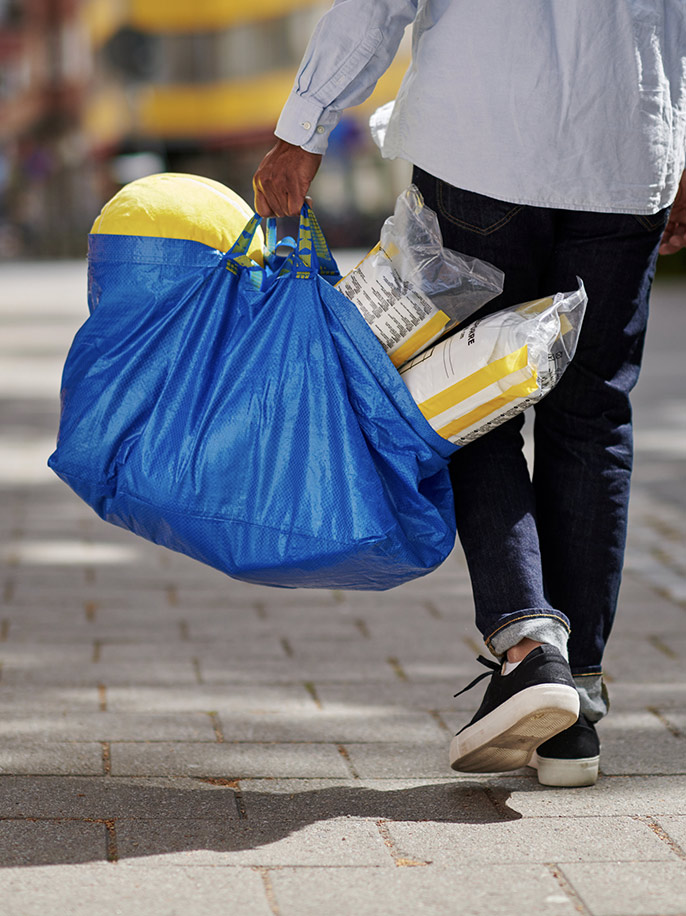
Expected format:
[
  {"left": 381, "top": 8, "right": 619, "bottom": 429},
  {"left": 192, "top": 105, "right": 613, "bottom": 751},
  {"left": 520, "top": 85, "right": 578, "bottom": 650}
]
[{"left": 436, "top": 181, "right": 523, "bottom": 236}]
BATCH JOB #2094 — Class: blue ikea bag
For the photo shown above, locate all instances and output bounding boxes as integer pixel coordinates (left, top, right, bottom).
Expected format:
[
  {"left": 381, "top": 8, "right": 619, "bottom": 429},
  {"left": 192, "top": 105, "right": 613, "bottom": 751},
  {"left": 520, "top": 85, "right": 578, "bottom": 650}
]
[{"left": 48, "top": 206, "right": 458, "bottom": 589}]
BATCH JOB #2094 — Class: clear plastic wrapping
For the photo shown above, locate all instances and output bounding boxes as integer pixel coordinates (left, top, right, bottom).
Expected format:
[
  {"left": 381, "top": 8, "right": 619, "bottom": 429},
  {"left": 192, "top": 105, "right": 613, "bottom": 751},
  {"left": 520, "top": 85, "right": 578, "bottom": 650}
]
[
  {"left": 400, "top": 280, "right": 588, "bottom": 446},
  {"left": 336, "top": 185, "right": 504, "bottom": 367}
]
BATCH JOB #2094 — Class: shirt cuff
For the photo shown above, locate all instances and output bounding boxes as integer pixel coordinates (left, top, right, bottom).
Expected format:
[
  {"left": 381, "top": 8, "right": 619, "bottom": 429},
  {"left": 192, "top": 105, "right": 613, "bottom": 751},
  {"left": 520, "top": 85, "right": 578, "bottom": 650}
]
[{"left": 275, "top": 91, "right": 342, "bottom": 154}]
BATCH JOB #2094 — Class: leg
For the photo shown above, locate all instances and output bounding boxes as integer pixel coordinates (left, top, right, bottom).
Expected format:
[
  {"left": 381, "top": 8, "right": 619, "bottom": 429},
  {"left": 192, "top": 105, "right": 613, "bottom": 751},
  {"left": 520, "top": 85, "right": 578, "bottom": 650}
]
[
  {"left": 413, "top": 168, "right": 669, "bottom": 782},
  {"left": 412, "top": 168, "right": 581, "bottom": 775},
  {"left": 412, "top": 167, "right": 570, "bottom": 656},
  {"left": 533, "top": 207, "right": 669, "bottom": 717}
]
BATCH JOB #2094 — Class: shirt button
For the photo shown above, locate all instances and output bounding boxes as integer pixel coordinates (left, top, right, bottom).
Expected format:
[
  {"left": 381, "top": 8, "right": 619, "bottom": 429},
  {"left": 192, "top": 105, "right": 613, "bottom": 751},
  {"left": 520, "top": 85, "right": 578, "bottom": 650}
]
[
  {"left": 316, "top": 126, "right": 326, "bottom": 134},
  {"left": 301, "top": 121, "right": 311, "bottom": 130}
]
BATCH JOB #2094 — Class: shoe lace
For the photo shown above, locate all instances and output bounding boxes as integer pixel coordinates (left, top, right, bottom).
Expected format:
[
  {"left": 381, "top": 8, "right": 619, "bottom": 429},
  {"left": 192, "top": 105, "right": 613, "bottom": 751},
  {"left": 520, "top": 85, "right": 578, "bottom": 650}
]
[{"left": 453, "top": 655, "right": 501, "bottom": 698}]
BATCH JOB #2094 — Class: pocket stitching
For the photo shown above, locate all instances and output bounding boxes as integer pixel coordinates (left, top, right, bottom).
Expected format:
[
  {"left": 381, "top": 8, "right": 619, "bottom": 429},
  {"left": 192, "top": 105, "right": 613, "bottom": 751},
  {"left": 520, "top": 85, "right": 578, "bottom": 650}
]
[
  {"left": 633, "top": 213, "right": 666, "bottom": 232},
  {"left": 436, "top": 182, "right": 523, "bottom": 235}
]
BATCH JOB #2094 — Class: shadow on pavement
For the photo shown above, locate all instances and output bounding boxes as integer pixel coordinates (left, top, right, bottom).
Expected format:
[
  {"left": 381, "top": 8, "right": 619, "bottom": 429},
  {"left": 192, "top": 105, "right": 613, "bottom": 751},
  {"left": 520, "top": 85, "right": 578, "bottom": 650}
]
[{"left": 0, "top": 779, "right": 521, "bottom": 867}]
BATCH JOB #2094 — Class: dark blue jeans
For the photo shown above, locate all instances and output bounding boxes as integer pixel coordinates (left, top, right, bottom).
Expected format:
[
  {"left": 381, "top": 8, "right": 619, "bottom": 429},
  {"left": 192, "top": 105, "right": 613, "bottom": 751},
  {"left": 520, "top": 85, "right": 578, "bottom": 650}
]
[{"left": 413, "top": 166, "right": 669, "bottom": 718}]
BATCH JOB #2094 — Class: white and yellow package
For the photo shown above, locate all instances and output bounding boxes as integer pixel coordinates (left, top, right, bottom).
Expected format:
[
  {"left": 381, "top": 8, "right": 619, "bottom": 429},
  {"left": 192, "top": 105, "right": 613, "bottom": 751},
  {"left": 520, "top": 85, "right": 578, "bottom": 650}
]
[
  {"left": 336, "top": 186, "right": 503, "bottom": 367},
  {"left": 400, "top": 281, "right": 587, "bottom": 446}
]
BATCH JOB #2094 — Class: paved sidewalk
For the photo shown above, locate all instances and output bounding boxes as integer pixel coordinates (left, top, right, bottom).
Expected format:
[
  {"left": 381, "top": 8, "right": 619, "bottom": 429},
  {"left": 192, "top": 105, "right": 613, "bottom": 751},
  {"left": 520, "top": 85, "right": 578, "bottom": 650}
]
[{"left": 0, "top": 261, "right": 685, "bottom": 916}]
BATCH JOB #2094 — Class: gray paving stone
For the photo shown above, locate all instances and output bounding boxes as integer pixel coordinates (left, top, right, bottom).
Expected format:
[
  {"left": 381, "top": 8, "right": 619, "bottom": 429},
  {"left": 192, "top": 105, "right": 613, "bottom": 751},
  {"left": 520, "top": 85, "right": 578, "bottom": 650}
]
[
  {"left": 1, "top": 658, "right": 200, "bottom": 687},
  {"left": 342, "top": 742, "right": 473, "bottom": 780},
  {"left": 270, "top": 864, "right": 576, "bottom": 916},
  {"left": 0, "top": 820, "right": 107, "bottom": 867},
  {"left": 199, "top": 655, "right": 400, "bottom": 683},
  {"left": 97, "top": 638, "right": 289, "bottom": 663},
  {"left": 0, "top": 712, "right": 216, "bottom": 742},
  {"left": 395, "top": 658, "right": 485, "bottom": 681},
  {"left": 287, "top": 631, "right": 469, "bottom": 664},
  {"left": 104, "top": 683, "right": 316, "bottom": 714},
  {"left": 238, "top": 777, "right": 357, "bottom": 792},
  {"left": 4, "top": 590, "right": 172, "bottom": 612},
  {"left": 0, "top": 643, "right": 92, "bottom": 674},
  {"left": 614, "top": 576, "right": 686, "bottom": 627},
  {"left": 598, "top": 713, "right": 686, "bottom": 775},
  {"left": 0, "top": 686, "right": 100, "bottom": 714},
  {"left": 0, "top": 776, "right": 253, "bottom": 820},
  {"left": 604, "top": 681, "right": 686, "bottom": 711},
  {"left": 241, "top": 778, "right": 505, "bottom": 826},
  {"left": 215, "top": 708, "right": 446, "bottom": 744},
  {"left": 655, "top": 816, "right": 686, "bottom": 853},
  {"left": 168, "top": 617, "right": 278, "bottom": 641},
  {"left": 658, "top": 709, "right": 686, "bottom": 735},
  {"left": 560, "top": 862, "right": 686, "bottom": 915},
  {"left": 602, "top": 637, "right": 686, "bottom": 684},
  {"left": 115, "top": 815, "right": 393, "bottom": 867},
  {"left": 0, "top": 742, "right": 103, "bottom": 776},
  {"left": 501, "top": 776, "right": 686, "bottom": 817},
  {"left": 386, "top": 816, "right": 677, "bottom": 865},
  {"left": 4, "top": 619, "right": 185, "bottom": 644},
  {"left": 0, "top": 864, "right": 273, "bottom": 916},
  {"left": 314, "top": 676, "right": 482, "bottom": 715},
  {"left": 188, "top": 585, "right": 341, "bottom": 609},
  {"left": 109, "top": 741, "right": 351, "bottom": 778}
]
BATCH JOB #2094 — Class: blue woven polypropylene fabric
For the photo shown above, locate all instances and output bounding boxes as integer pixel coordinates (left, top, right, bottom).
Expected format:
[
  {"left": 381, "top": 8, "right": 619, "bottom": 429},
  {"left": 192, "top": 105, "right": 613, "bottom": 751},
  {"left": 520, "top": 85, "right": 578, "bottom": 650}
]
[{"left": 48, "top": 208, "right": 458, "bottom": 589}]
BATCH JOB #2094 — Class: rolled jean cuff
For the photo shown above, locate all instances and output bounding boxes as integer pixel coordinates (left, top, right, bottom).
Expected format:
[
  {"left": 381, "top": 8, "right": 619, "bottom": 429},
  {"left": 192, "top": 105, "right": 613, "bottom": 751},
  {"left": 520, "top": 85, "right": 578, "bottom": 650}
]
[
  {"left": 573, "top": 673, "right": 609, "bottom": 722},
  {"left": 486, "top": 614, "right": 570, "bottom": 661}
]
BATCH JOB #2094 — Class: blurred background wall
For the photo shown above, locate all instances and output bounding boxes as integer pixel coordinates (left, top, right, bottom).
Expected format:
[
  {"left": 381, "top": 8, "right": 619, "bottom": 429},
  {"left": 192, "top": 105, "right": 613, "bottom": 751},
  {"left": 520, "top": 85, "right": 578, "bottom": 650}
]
[
  {"left": 1, "top": 0, "right": 684, "bottom": 273},
  {"left": 0, "top": 0, "right": 413, "bottom": 258}
]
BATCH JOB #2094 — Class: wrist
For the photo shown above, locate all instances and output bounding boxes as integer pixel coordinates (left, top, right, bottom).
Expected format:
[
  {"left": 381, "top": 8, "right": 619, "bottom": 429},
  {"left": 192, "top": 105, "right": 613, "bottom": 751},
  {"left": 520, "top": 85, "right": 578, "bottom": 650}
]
[{"left": 275, "top": 91, "right": 340, "bottom": 154}]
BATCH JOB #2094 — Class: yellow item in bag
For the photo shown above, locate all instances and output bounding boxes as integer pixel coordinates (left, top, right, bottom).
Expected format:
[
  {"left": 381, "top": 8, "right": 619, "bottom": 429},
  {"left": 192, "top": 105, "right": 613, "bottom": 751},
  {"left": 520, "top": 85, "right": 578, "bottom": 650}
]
[
  {"left": 91, "top": 173, "right": 264, "bottom": 264},
  {"left": 401, "top": 281, "right": 587, "bottom": 446},
  {"left": 335, "top": 186, "right": 503, "bottom": 368}
]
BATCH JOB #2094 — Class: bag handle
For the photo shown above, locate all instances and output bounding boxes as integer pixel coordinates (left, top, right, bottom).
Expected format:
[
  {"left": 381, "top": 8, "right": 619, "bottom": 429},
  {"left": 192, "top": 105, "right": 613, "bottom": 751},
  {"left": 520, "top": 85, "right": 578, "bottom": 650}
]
[
  {"left": 276, "top": 203, "right": 340, "bottom": 281},
  {"left": 226, "top": 206, "right": 340, "bottom": 288},
  {"left": 306, "top": 204, "right": 340, "bottom": 281},
  {"left": 224, "top": 212, "right": 265, "bottom": 287}
]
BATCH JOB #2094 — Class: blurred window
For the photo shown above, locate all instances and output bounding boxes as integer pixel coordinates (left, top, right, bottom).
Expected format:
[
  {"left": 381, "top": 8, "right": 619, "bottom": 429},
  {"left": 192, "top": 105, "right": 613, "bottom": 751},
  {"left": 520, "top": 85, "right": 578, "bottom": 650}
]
[
  {"left": 103, "top": 27, "right": 157, "bottom": 82},
  {"left": 150, "top": 10, "right": 318, "bottom": 85},
  {"left": 0, "top": 0, "right": 23, "bottom": 29}
]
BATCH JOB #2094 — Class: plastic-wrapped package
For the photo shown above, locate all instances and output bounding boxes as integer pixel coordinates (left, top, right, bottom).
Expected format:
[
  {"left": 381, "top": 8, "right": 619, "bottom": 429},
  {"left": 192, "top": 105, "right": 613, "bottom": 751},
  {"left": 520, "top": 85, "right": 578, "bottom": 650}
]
[
  {"left": 335, "top": 185, "right": 504, "bottom": 367},
  {"left": 400, "top": 281, "right": 587, "bottom": 446}
]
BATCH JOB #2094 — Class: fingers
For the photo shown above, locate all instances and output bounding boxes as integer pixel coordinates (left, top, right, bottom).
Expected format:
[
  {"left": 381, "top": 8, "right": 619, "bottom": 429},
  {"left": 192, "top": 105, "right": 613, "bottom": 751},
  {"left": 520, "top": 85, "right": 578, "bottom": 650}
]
[
  {"left": 660, "top": 172, "right": 686, "bottom": 254},
  {"left": 253, "top": 175, "right": 304, "bottom": 219},
  {"left": 659, "top": 220, "right": 686, "bottom": 255},
  {"left": 253, "top": 180, "right": 275, "bottom": 218},
  {"left": 252, "top": 139, "right": 323, "bottom": 219}
]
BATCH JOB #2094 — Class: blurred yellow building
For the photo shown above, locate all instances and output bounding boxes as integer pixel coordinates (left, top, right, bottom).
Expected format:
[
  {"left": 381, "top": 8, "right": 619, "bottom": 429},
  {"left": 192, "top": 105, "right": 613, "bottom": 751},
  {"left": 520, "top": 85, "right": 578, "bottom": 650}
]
[{"left": 0, "top": 0, "right": 412, "bottom": 256}]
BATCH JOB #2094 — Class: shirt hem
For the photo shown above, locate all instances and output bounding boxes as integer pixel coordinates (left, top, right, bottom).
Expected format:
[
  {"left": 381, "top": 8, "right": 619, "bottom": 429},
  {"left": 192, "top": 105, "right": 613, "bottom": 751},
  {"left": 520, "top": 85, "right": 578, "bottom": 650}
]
[{"left": 387, "top": 147, "right": 673, "bottom": 216}]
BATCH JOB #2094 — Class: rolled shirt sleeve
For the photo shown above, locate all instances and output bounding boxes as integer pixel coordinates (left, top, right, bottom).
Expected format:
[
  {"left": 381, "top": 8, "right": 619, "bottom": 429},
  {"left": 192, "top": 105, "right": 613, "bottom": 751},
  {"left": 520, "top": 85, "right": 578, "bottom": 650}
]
[{"left": 275, "top": 0, "right": 418, "bottom": 153}]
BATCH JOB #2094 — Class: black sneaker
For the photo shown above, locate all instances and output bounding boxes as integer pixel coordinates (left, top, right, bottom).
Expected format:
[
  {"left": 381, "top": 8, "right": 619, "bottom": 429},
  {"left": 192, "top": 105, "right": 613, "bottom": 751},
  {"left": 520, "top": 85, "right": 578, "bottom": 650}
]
[
  {"left": 529, "top": 714, "right": 600, "bottom": 786},
  {"left": 450, "top": 646, "right": 580, "bottom": 773}
]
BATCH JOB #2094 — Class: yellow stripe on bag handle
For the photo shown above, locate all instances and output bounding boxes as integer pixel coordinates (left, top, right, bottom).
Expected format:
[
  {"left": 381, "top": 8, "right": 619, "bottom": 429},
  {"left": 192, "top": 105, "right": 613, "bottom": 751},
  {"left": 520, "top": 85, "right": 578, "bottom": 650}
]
[
  {"left": 228, "top": 213, "right": 262, "bottom": 257},
  {"left": 436, "top": 372, "right": 539, "bottom": 440},
  {"left": 390, "top": 311, "right": 452, "bottom": 368},
  {"left": 298, "top": 205, "right": 312, "bottom": 270},
  {"left": 417, "top": 345, "right": 529, "bottom": 421}
]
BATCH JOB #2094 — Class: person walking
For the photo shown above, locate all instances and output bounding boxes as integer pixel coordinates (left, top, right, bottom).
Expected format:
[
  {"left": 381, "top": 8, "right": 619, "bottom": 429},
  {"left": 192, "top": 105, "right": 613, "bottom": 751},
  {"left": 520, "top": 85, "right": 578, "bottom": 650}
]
[{"left": 253, "top": 0, "right": 686, "bottom": 787}]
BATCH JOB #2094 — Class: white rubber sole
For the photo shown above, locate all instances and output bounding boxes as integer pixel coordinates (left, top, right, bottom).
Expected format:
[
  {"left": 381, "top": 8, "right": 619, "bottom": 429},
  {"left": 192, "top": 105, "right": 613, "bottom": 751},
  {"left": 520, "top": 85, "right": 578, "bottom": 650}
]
[
  {"left": 530, "top": 751, "right": 600, "bottom": 787},
  {"left": 449, "top": 683, "right": 580, "bottom": 773}
]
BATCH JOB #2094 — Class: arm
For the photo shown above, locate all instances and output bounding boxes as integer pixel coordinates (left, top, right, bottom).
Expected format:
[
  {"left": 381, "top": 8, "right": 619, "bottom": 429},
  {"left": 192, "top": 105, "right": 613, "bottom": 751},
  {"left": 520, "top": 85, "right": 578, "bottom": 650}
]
[
  {"left": 659, "top": 170, "right": 686, "bottom": 255},
  {"left": 253, "top": 0, "right": 418, "bottom": 217}
]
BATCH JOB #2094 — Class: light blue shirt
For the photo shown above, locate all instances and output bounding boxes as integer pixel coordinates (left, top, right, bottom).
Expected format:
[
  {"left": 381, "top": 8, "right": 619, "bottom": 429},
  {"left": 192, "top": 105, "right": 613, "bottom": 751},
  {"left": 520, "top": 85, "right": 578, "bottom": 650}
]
[{"left": 275, "top": 0, "right": 686, "bottom": 214}]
